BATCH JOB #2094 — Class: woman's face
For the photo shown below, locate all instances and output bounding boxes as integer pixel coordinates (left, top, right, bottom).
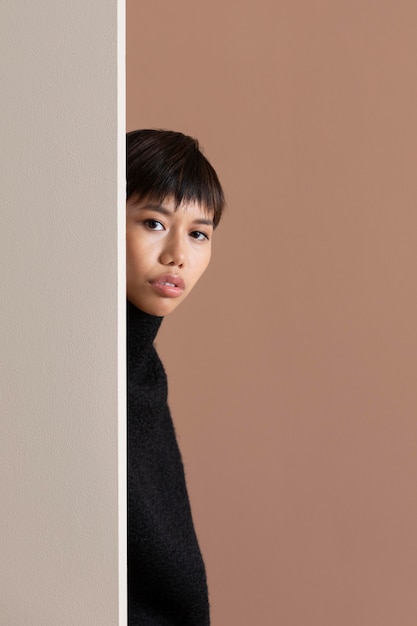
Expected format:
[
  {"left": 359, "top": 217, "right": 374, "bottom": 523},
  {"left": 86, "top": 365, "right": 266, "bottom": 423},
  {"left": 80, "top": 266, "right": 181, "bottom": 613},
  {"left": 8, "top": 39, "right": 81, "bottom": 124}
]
[{"left": 126, "top": 196, "right": 214, "bottom": 316}]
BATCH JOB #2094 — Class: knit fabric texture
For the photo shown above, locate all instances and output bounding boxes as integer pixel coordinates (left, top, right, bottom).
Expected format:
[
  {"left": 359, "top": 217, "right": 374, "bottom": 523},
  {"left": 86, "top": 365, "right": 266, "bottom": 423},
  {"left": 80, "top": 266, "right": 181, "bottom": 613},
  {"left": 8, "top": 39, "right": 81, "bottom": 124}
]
[{"left": 127, "top": 301, "right": 210, "bottom": 625}]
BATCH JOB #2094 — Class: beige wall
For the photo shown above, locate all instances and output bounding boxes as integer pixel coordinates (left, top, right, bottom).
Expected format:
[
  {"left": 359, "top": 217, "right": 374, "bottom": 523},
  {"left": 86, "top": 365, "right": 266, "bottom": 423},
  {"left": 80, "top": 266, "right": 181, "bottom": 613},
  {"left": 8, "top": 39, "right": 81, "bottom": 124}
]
[
  {"left": 127, "top": 2, "right": 417, "bottom": 625},
  {"left": 1, "top": 1, "right": 121, "bottom": 624}
]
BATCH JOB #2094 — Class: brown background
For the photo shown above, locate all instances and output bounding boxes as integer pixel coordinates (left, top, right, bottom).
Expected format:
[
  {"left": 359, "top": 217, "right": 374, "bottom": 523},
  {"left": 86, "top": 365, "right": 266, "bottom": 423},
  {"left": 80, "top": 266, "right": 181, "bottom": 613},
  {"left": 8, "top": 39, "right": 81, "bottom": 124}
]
[{"left": 127, "top": 2, "right": 417, "bottom": 624}]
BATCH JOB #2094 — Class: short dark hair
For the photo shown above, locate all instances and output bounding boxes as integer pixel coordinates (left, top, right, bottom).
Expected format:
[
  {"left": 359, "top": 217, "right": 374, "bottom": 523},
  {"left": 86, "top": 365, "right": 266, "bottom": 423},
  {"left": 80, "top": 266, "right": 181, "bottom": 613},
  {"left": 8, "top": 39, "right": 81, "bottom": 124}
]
[{"left": 127, "top": 129, "right": 225, "bottom": 227}]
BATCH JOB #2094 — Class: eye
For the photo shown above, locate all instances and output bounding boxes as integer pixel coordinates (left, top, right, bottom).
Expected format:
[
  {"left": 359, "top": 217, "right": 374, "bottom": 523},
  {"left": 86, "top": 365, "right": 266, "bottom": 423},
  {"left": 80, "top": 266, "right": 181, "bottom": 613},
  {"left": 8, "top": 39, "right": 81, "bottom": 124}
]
[
  {"left": 190, "top": 230, "right": 210, "bottom": 241},
  {"left": 144, "top": 219, "right": 164, "bottom": 231}
]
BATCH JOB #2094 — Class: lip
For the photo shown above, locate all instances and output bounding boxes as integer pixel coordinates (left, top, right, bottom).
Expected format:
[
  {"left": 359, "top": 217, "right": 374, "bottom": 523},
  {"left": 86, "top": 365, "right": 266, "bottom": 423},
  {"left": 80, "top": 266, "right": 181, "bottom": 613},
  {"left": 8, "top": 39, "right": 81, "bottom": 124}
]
[{"left": 149, "top": 274, "right": 185, "bottom": 298}]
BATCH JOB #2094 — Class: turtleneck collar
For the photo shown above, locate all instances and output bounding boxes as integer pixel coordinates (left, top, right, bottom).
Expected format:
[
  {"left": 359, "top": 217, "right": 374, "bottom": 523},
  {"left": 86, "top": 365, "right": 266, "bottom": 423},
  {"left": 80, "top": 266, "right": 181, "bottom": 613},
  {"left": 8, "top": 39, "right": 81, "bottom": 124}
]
[{"left": 127, "top": 300, "right": 163, "bottom": 353}]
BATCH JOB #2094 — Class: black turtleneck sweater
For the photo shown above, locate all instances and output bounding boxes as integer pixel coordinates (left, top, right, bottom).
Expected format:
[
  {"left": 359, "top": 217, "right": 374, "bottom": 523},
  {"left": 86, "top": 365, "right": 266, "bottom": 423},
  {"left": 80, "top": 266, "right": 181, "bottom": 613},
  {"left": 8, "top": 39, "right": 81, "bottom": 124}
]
[{"left": 127, "top": 301, "right": 209, "bottom": 626}]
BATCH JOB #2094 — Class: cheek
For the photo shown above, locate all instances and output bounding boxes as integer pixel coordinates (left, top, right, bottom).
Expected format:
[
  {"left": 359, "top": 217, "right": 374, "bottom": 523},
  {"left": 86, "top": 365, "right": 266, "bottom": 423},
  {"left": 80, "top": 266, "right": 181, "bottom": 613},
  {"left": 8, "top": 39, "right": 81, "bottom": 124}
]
[
  {"left": 126, "top": 232, "right": 137, "bottom": 263},
  {"left": 126, "top": 232, "right": 152, "bottom": 270},
  {"left": 126, "top": 243, "right": 139, "bottom": 272}
]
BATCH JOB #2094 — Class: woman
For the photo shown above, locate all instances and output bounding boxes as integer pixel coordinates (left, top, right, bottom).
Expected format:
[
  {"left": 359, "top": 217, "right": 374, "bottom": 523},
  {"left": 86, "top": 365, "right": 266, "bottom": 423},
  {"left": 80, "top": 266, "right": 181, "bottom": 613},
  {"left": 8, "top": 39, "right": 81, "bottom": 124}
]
[{"left": 126, "top": 129, "right": 225, "bottom": 625}]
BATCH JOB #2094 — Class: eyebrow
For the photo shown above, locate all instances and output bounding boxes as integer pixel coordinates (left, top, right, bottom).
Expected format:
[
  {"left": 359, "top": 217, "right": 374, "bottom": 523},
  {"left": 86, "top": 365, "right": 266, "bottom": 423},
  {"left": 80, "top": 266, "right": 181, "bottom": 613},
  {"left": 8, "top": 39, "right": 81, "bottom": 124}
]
[{"left": 135, "top": 203, "right": 214, "bottom": 228}]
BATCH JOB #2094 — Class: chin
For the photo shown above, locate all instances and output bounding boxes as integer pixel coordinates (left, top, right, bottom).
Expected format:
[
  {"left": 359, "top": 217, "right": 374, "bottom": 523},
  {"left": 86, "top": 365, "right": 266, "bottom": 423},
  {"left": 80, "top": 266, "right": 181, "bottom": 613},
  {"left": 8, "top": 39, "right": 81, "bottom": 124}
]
[{"left": 156, "top": 300, "right": 184, "bottom": 316}]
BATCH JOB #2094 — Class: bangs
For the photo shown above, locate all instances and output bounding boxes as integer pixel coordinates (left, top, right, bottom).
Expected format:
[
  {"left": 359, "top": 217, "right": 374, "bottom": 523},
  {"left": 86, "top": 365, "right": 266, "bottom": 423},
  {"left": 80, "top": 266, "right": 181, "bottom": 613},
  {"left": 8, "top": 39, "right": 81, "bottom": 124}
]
[{"left": 127, "top": 130, "right": 225, "bottom": 227}]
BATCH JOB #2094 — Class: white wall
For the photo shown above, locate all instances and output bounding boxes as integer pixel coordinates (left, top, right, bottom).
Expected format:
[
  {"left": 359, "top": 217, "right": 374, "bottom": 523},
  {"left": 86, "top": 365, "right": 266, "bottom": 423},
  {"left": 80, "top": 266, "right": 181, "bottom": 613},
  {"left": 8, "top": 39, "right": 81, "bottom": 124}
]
[{"left": 0, "top": 1, "right": 122, "bottom": 623}]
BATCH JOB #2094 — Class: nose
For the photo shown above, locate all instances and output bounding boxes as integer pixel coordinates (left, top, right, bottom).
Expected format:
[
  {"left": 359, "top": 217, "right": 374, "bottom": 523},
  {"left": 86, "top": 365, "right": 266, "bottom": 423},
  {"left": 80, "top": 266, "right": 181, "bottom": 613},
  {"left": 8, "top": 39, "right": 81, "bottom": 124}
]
[{"left": 159, "top": 232, "right": 185, "bottom": 267}]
